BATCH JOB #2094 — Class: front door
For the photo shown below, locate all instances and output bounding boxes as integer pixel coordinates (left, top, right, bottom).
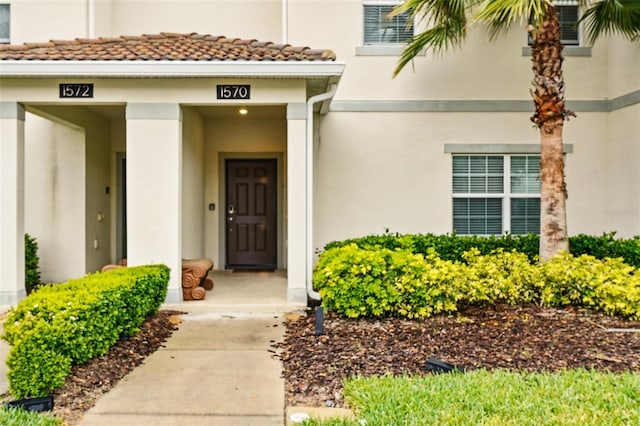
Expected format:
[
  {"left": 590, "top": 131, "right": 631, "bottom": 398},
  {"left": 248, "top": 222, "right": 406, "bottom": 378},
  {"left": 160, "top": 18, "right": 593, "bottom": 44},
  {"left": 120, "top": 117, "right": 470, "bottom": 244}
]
[{"left": 225, "top": 159, "right": 277, "bottom": 269}]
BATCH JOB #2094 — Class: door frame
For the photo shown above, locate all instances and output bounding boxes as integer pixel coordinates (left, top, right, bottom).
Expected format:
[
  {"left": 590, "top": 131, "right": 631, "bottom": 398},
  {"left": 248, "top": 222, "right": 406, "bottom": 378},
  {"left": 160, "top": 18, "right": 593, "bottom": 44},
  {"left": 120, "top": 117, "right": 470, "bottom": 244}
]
[{"left": 218, "top": 152, "right": 285, "bottom": 270}]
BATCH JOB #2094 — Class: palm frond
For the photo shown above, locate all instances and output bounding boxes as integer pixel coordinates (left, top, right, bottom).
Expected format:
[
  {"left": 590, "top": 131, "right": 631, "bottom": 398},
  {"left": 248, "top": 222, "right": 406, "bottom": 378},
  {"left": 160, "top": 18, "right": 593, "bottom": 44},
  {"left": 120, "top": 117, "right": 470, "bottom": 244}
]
[
  {"left": 392, "top": 0, "right": 472, "bottom": 75},
  {"left": 580, "top": 0, "right": 640, "bottom": 44},
  {"left": 393, "top": 21, "right": 467, "bottom": 76},
  {"left": 474, "top": 0, "right": 550, "bottom": 40}
]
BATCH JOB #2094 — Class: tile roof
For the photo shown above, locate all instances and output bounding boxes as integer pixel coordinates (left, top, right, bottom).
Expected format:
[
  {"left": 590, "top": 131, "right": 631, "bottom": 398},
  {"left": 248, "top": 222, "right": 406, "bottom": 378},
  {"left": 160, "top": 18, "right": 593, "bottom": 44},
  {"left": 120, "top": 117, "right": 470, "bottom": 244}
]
[{"left": 0, "top": 32, "right": 337, "bottom": 61}]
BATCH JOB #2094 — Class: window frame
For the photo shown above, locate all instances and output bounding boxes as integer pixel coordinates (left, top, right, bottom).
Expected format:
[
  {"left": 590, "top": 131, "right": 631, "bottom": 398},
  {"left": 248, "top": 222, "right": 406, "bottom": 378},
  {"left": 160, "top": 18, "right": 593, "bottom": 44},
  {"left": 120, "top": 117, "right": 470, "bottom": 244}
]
[
  {"left": 452, "top": 154, "right": 541, "bottom": 236},
  {"left": 362, "top": 0, "right": 414, "bottom": 46}
]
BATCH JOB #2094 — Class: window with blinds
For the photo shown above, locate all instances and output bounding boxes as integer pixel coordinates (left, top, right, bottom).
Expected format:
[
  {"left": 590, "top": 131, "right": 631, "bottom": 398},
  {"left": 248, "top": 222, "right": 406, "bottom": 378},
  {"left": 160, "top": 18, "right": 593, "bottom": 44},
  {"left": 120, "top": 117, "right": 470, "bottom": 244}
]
[
  {"left": 363, "top": 1, "right": 413, "bottom": 45},
  {"left": 557, "top": 4, "right": 579, "bottom": 45},
  {"left": 0, "top": 4, "right": 9, "bottom": 44},
  {"left": 452, "top": 155, "right": 541, "bottom": 235}
]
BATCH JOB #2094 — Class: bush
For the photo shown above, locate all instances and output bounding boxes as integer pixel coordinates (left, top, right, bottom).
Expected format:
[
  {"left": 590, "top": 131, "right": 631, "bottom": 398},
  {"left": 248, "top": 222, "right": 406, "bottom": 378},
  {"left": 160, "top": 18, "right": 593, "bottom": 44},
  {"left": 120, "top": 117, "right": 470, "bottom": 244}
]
[
  {"left": 314, "top": 245, "right": 640, "bottom": 320},
  {"left": 323, "top": 232, "right": 640, "bottom": 267},
  {"left": 1, "top": 265, "right": 169, "bottom": 398},
  {"left": 25, "top": 234, "right": 41, "bottom": 294}
]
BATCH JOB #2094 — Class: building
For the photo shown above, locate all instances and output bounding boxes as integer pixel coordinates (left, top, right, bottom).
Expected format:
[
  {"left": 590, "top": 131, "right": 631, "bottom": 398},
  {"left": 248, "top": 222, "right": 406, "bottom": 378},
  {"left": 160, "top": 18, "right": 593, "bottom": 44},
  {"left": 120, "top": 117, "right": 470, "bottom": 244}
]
[{"left": 1, "top": 0, "right": 638, "bottom": 307}]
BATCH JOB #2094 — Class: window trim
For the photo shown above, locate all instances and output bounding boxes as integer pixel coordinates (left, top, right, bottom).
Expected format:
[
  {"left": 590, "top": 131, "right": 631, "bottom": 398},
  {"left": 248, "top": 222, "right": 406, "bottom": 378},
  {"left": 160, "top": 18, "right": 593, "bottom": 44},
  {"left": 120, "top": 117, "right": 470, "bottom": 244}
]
[
  {"left": 358, "top": 0, "right": 415, "bottom": 56},
  {"left": 452, "top": 154, "right": 542, "bottom": 236}
]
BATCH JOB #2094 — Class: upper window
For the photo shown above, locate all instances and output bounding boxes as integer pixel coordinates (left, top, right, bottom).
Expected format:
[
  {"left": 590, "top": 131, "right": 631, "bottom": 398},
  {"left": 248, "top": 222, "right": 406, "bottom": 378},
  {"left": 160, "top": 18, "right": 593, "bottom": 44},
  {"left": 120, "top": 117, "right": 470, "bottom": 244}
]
[
  {"left": 363, "top": 1, "right": 413, "bottom": 45},
  {"left": 0, "top": 4, "right": 9, "bottom": 44},
  {"left": 452, "top": 155, "right": 541, "bottom": 235},
  {"left": 556, "top": 3, "right": 579, "bottom": 45},
  {"left": 527, "top": 1, "right": 580, "bottom": 46}
]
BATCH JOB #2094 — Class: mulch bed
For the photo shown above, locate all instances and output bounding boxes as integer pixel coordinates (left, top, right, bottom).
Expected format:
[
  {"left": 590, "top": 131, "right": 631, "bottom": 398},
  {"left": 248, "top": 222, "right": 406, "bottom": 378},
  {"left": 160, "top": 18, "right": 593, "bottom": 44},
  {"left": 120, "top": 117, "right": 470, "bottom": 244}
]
[{"left": 275, "top": 304, "right": 640, "bottom": 408}]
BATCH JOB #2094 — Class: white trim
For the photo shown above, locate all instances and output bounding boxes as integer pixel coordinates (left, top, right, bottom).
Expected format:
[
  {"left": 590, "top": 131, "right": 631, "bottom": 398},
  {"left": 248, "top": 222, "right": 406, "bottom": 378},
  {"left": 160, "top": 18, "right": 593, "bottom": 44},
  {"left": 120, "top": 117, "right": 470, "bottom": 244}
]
[{"left": 0, "top": 60, "right": 346, "bottom": 78}]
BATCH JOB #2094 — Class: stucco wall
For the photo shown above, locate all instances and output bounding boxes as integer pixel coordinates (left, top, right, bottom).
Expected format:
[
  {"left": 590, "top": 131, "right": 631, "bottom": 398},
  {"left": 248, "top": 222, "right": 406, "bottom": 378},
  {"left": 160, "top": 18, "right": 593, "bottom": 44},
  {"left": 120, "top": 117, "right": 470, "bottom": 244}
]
[
  {"left": 607, "top": 34, "right": 640, "bottom": 99},
  {"left": 25, "top": 112, "right": 85, "bottom": 283},
  {"left": 605, "top": 104, "right": 640, "bottom": 237},
  {"left": 10, "top": 0, "right": 89, "bottom": 44},
  {"left": 31, "top": 106, "right": 113, "bottom": 275},
  {"left": 182, "top": 107, "right": 206, "bottom": 259},
  {"left": 108, "top": 0, "right": 281, "bottom": 42}
]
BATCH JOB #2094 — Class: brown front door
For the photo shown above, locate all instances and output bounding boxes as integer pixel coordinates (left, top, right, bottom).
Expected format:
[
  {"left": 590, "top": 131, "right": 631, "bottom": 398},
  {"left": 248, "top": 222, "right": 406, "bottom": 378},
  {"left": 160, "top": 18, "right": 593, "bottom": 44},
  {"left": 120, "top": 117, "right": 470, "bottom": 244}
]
[{"left": 225, "top": 159, "right": 277, "bottom": 269}]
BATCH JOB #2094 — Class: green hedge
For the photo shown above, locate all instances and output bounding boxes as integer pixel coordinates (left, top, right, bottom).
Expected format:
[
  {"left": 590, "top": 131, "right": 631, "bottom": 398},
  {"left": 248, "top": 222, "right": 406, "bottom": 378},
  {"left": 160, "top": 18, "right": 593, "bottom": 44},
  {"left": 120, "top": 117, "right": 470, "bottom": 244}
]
[
  {"left": 1, "top": 265, "right": 169, "bottom": 398},
  {"left": 25, "top": 234, "right": 41, "bottom": 294},
  {"left": 323, "top": 232, "right": 640, "bottom": 267},
  {"left": 313, "top": 245, "right": 640, "bottom": 320}
]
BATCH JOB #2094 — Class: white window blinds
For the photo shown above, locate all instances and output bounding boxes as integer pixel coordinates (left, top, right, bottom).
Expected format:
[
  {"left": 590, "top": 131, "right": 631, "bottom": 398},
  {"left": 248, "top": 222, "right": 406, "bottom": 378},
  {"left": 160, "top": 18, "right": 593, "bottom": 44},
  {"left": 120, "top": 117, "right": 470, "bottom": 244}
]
[{"left": 363, "top": 1, "right": 413, "bottom": 45}]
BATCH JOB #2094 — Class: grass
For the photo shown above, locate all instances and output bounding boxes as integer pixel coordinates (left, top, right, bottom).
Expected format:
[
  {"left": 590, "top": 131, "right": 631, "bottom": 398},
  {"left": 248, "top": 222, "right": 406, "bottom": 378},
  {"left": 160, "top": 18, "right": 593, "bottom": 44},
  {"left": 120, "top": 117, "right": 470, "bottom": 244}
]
[
  {"left": 302, "top": 369, "right": 640, "bottom": 426},
  {"left": 0, "top": 406, "right": 62, "bottom": 426}
]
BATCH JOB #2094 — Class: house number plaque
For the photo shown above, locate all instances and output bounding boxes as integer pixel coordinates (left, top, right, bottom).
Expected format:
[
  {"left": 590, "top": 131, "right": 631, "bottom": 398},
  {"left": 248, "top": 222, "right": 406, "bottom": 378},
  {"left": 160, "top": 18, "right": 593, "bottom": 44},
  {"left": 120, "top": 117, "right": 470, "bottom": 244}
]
[
  {"left": 59, "top": 83, "right": 94, "bottom": 98},
  {"left": 216, "top": 84, "right": 250, "bottom": 100}
]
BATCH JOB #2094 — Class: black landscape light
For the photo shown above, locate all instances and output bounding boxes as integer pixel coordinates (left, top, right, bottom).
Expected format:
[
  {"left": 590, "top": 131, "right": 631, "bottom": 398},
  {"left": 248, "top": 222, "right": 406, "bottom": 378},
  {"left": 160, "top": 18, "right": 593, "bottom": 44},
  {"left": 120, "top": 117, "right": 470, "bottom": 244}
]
[
  {"left": 314, "top": 306, "right": 325, "bottom": 336},
  {"left": 4, "top": 395, "right": 54, "bottom": 412},
  {"left": 424, "top": 359, "right": 466, "bottom": 374}
]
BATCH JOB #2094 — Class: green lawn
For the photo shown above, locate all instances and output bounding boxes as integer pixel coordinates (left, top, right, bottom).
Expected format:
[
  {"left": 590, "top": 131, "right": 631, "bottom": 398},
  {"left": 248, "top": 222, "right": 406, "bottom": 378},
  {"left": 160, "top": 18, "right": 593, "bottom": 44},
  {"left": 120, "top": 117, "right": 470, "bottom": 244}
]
[
  {"left": 0, "top": 407, "right": 62, "bottom": 426},
  {"left": 304, "top": 369, "right": 640, "bottom": 426}
]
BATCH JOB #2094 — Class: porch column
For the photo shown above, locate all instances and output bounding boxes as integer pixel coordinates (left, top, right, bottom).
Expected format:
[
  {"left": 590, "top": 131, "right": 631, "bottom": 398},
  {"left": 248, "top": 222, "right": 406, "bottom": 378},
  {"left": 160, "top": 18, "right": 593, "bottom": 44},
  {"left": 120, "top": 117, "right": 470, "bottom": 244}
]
[
  {"left": 125, "top": 103, "right": 183, "bottom": 303},
  {"left": 286, "top": 103, "right": 307, "bottom": 305},
  {"left": 0, "top": 102, "right": 26, "bottom": 305}
]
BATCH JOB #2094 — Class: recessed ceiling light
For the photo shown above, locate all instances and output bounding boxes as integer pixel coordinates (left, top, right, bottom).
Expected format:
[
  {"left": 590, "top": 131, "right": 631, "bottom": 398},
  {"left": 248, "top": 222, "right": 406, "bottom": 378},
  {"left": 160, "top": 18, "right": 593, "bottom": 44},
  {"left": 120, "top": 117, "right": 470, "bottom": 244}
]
[{"left": 239, "top": 108, "right": 248, "bottom": 115}]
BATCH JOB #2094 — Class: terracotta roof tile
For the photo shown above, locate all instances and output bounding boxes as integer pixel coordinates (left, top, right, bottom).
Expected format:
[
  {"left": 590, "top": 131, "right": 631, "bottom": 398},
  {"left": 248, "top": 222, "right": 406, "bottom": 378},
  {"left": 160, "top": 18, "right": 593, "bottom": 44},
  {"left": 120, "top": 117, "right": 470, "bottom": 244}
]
[{"left": 0, "top": 32, "right": 333, "bottom": 62}]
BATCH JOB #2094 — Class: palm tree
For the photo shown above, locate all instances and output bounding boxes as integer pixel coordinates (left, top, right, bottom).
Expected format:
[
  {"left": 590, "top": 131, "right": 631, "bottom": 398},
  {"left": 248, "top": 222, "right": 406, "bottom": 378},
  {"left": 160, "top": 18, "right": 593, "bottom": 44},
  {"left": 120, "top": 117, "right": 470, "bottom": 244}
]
[{"left": 393, "top": 0, "right": 640, "bottom": 260}]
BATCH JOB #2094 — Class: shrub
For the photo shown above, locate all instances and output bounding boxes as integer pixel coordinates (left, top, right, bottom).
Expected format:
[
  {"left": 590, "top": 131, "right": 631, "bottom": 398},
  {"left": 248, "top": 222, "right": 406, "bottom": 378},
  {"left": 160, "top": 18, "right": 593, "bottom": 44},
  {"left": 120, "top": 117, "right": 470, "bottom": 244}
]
[
  {"left": 1, "top": 265, "right": 169, "bottom": 398},
  {"left": 314, "top": 245, "right": 640, "bottom": 320},
  {"left": 322, "top": 232, "right": 640, "bottom": 267},
  {"left": 25, "top": 233, "right": 41, "bottom": 294},
  {"left": 570, "top": 232, "right": 640, "bottom": 268},
  {"left": 538, "top": 253, "right": 640, "bottom": 318}
]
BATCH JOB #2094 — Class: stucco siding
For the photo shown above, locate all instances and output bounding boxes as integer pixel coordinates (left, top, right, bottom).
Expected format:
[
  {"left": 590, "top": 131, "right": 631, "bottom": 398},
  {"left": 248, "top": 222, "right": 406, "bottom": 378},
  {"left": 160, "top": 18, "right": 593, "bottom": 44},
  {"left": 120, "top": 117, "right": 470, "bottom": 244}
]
[
  {"left": 182, "top": 107, "right": 206, "bottom": 259},
  {"left": 25, "top": 113, "right": 86, "bottom": 283}
]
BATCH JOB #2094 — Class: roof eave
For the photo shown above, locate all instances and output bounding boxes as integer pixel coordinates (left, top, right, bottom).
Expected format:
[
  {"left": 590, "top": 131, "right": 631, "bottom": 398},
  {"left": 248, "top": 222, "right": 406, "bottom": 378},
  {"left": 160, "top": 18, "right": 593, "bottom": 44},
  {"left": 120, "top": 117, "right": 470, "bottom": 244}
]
[{"left": 0, "top": 60, "right": 346, "bottom": 78}]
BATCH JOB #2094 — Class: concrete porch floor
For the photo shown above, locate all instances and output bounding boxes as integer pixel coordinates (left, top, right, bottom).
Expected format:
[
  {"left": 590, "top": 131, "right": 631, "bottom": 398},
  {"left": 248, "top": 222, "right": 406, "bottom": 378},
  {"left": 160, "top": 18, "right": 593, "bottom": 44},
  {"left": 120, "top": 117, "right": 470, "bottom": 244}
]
[{"left": 163, "top": 269, "right": 301, "bottom": 314}]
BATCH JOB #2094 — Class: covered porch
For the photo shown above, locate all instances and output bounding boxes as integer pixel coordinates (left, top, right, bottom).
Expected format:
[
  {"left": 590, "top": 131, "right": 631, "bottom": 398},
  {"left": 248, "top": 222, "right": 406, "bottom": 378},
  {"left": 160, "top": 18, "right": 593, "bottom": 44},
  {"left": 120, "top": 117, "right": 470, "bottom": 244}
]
[{"left": 0, "top": 33, "right": 344, "bottom": 307}]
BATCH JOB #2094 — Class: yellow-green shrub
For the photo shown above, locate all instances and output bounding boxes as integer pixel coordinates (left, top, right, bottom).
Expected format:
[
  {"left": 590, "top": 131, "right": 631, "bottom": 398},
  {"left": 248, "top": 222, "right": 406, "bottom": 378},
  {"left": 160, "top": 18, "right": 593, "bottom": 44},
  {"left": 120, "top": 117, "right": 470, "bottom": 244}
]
[
  {"left": 461, "top": 249, "right": 540, "bottom": 305},
  {"left": 1, "top": 265, "right": 169, "bottom": 398},
  {"left": 538, "top": 253, "right": 640, "bottom": 318},
  {"left": 314, "top": 246, "right": 640, "bottom": 320}
]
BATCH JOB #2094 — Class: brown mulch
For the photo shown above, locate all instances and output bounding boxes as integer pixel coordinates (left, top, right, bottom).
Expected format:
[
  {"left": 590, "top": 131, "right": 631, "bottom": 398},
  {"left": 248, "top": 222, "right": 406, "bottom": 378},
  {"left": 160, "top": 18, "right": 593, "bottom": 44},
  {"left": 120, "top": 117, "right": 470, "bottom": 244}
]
[
  {"left": 2, "top": 305, "right": 639, "bottom": 424},
  {"left": 275, "top": 304, "right": 640, "bottom": 408}
]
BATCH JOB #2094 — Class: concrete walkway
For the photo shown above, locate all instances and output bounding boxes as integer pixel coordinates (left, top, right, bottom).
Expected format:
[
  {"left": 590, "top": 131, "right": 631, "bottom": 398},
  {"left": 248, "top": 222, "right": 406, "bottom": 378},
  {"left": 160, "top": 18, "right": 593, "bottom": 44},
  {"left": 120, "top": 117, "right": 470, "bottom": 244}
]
[{"left": 79, "top": 311, "right": 287, "bottom": 426}]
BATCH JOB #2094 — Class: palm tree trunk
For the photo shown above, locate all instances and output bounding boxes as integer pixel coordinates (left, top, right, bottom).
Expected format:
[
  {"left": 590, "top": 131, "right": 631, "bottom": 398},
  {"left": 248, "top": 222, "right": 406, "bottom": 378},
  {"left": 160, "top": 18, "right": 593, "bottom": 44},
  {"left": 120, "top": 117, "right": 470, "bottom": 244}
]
[{"left": 530, "top": 4, "right": 570, "bottom": 260}]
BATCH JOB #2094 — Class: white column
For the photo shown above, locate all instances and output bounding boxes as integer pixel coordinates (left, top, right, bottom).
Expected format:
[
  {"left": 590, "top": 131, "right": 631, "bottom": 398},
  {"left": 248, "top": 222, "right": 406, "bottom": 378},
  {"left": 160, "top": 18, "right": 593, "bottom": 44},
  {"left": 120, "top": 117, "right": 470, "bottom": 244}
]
[
  {"left": 0, "top": 102, "right": 26, "bottom": 306},
  {"left": 126, "top": 103, "right": 183, "bottom": 303},
  {"left": 286, "top": 103, "right": 307, "bottom": 305}
]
